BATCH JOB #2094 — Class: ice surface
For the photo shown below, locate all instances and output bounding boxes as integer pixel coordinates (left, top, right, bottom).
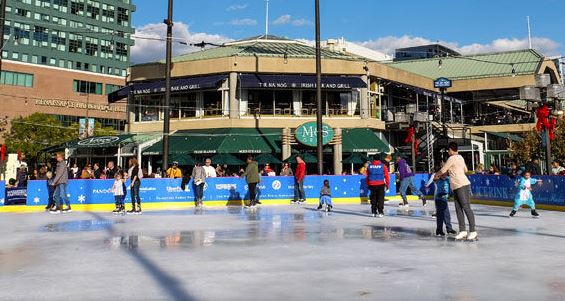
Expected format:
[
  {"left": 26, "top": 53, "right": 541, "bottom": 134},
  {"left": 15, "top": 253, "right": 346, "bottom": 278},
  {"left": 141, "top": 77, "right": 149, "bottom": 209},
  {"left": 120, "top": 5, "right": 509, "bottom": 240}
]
[{"left": 1, "top": 203, "right": 565, "bottom": 300}]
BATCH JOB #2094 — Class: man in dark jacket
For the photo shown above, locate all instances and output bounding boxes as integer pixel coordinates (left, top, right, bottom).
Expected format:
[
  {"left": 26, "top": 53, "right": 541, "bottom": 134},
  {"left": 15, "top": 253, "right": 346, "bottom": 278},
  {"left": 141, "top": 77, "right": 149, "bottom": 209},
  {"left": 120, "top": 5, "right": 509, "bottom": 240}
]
[
  {"left": 242, "top": 156, "right": 261, "bottom": 207},
  {"left": 366, "top": 153, "right": 390, "bottom": 218},
  {"left": 525, "top": 158, "right": 541, "bottom": 175},
  {"left": 50, "top": 152, "right": 71, "bottom": 213}
]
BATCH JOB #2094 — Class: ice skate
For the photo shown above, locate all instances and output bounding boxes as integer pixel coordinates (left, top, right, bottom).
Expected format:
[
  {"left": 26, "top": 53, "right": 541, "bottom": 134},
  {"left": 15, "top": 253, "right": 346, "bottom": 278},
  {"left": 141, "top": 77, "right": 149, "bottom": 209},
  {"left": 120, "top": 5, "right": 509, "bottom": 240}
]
[
  {"left": 447, "top": 229, "right": 457, "bottom": 235},
  {"left": 455, "top": 231, "right": 468, "bottom": 240},
  {"left": 509, "top": 210, "right": 516, "bottom": 217},
  {"left": 326, "top": 205, "right": 332, "bottom": 212},
  {"left": 531, "top": 210, "right": 539, "bottom": 217},
  {"left": 62, "top": 206, "right": 72, "bottom": 213},
  {"left": 436, "top": 230, "right": 446, "bottom": 237},
  {"left": 317, "top": 204, "right": 323, "bottom": 210},
  {"left": 467, "top": 231, "right": 478, "bottom": 241},
  {"left": 378, "top": 214, "right": 384, "bottom": 218},
  {"left": 49, "top": 206, "right": 61, "bottom": 214}
]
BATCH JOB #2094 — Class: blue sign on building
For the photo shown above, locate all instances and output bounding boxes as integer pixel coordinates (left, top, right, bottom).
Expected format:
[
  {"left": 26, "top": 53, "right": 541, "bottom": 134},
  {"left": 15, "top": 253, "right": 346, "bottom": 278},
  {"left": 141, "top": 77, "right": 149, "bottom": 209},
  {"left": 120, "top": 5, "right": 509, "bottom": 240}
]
[{"left": 434, "top": 77, "right": 452, "bottom": 89}]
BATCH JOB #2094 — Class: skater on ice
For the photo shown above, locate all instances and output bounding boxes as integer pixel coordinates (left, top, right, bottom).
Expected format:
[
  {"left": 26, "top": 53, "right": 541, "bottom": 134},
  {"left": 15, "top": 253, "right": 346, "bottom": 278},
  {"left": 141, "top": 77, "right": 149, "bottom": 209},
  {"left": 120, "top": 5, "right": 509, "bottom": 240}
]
[
  {"left": 317, "top": 179, "right": 333, "bottom": 212},
  {"left": 366, "top": 153, "right": 390, "bottom": 218},
  {"left": 436, "top": 142, "right": 477, "bottom": 241},
  {"left": 510, "top": 171, "right": 541, "bottom": 217},
  {"left": 112, "top": 172, "right": 126, "bottom": 215},
  {"left": 426, "top": 167, "right": 457, "bottom": 236}
]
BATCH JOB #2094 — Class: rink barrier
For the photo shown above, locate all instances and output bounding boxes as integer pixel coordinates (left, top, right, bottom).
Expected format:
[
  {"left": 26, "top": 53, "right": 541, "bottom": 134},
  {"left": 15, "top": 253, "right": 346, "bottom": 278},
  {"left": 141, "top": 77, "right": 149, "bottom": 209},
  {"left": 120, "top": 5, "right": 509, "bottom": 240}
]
[
  {"left": 469, "top": 174, "right": 565, "bottom": 210},
  {"left": 1, "top": 175, "right": 400, "bottom": 212}
]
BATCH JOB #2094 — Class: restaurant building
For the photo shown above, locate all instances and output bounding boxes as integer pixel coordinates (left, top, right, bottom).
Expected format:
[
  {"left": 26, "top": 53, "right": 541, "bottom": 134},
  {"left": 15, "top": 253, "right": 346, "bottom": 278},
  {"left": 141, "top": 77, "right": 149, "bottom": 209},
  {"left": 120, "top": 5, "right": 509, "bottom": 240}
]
[{"left": 110, "top": 35, "right": 562, "bottom": 174}]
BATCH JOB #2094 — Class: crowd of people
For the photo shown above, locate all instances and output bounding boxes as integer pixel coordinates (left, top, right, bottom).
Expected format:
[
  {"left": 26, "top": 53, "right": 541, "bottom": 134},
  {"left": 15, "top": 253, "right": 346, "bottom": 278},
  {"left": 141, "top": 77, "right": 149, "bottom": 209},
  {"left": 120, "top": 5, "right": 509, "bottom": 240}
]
[{"left": 475, "top": 158, "right": 565, "bottom": 177}]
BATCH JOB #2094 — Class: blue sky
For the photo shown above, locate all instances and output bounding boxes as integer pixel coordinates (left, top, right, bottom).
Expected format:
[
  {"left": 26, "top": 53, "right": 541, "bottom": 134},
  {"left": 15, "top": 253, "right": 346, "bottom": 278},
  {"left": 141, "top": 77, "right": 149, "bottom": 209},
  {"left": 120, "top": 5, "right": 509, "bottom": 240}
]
[{"left": 130, "top": 0, "right": 565, "bottom": 63}]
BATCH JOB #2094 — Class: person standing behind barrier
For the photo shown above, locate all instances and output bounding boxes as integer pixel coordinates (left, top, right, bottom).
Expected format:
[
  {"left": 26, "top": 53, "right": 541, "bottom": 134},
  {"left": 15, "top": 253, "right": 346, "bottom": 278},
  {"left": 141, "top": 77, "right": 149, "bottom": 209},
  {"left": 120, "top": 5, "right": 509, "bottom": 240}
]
[
  {"left": 436, "top": 142, "right": 477, "bottom": 241},
  {"left": 203, "top": 158, "right": 217, "bottom": 178},
  {"left": 292, "top": 156, "right": 306, "bottom": 204},
  {"left": 50, "top": 152, "right": 70, "bottom": 214},
  {"left": 105, "top": 161, "right": 118, "bottom": 179},
  {"left": 396, "top": 154, "right": 426, "bottom": 208},
  {"left": 242, "top": 156, "right": 261, "bottom": 207},
  {"left": 280, "top": 163, "right": 293, "bottom": 176},
  {"left": 367, "top": 154, "right": 390, "bottom": 218},
  {"left": 127, "top": 158, "right": 142, "bottom": 215},
  {"left": 191, "top": 162, "right": 206, "bottom": 207},
  {"left": 166, "top": 161, "right": 182, "bottom": 179}
]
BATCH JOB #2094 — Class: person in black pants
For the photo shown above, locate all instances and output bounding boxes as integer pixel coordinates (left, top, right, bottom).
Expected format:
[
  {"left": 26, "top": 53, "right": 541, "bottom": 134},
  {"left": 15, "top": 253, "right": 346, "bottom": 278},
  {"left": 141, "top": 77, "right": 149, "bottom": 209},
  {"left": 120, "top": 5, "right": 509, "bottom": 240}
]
[
  {"left": 366, "top": 153, "right": 390, "bottom": 218},
  {"left": 242, "top": 156, "right": 261, "bottom": 207},
  {"left": 127, "top": 158, "right": 142, "bottom": 214}
]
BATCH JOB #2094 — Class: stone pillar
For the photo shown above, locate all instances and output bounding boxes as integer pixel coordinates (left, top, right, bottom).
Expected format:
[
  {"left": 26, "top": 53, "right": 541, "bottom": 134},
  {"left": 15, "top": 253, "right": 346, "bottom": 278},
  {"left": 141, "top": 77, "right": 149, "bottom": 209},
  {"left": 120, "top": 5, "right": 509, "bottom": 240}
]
[
  {"left": 282, "top": 128, "right": 292, "bottom": 161},
  {"left": 360, "top": 75, "right": 369, "bottom": 119},
  {"left": 333, "top": 128, "right": 343, "bottom": 175},
  {"left": 229, "top": 72, "right": 239, "bottom": 119}
]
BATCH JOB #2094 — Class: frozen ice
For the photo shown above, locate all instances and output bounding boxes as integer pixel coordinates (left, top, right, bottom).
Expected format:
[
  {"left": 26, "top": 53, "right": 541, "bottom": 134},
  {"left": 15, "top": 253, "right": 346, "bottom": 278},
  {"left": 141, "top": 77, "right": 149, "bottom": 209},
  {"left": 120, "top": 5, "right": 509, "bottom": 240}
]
[{"left": 1, "top": 203, "right": 565, "bottom": 300}]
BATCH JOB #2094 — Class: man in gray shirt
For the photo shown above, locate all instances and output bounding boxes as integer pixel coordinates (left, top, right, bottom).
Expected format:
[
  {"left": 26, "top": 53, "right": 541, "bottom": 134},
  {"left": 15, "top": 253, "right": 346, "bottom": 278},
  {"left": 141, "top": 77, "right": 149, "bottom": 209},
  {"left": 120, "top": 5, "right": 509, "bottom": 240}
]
[{"left": 50, "top": 152, "right": 71, "bottom": 213}]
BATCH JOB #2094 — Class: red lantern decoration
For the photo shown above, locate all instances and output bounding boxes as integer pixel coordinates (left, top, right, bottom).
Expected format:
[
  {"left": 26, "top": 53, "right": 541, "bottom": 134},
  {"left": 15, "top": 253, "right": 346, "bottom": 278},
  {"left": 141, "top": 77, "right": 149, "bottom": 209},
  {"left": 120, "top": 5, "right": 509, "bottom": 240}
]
[
  {"left": 405, "top": 126, "right": 419, "bottom": 157},
  {"left": 0, "top": 144, "right": 5, "bottom": 162},
  {"left": 535, "top": 104, "right": 557, "bottom": 141}
]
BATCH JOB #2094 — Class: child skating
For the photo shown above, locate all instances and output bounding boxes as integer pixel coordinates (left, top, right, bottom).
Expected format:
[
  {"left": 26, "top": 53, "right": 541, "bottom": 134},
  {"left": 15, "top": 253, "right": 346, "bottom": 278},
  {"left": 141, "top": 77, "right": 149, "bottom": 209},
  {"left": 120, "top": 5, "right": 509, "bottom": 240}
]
[
  {"left": 317, "top": 179, "right": 333, "bottom": 212},
  {"left": 510, "top": 171, "right": 541, "bottom": 217},
  {"left": 426, "top": 169, "right": 457, "bottom": 236},
  {"left": 112, "top": 172, "right": 126, "bottom": 215}
]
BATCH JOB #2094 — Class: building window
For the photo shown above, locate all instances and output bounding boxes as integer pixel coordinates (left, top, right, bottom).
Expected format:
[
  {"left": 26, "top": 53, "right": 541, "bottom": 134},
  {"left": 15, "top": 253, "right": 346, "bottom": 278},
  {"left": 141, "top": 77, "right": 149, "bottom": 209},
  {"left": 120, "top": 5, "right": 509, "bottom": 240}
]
[
  {"left": 117, "top": 7, "right": 130, "bottom": 26},
  {"left": 106, "top": 84, "right": 123, "bottom": 94},
  {"left": 70, "top": 1, "right": 85, "bottom": 15},
  {"left": 69, "top": 38, "right": 82, "bottom": 53},
  {"left": 85, "top": 42, "right": 98, "bottom": 56},
  {"left": 73, "top": 80, "right": 103, "bottom": 95},
  {"left": 1, "top": 71, "right": 34, "bottom": 87}
]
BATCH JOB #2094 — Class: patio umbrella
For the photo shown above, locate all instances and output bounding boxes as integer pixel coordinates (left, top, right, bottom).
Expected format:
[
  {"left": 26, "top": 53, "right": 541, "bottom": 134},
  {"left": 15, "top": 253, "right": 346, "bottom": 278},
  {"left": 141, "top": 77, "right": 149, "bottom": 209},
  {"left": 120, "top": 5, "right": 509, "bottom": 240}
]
[
  {"left": 342, "top": 153, "right": 370, "bottom": 164},
  {"left": 285, "top": 153, "right": 318, "bottom": 164},
  {"left": 210, "top": 153, "right": 245, "bottom": 165},
  {"left": 254, "top": 153, "right": 283, "bottom": 164}
]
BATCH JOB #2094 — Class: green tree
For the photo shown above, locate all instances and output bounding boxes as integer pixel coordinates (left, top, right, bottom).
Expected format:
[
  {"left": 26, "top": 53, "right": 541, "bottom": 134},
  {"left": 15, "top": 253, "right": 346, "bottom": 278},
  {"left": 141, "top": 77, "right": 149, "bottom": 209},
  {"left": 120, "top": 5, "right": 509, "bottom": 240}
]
[
  {"left": 3, "top": 113, "right": 76, "bottom": 160},
  {"left": 3, "top": 114, "right": 118, "bottom": 160},
  {"left": 511, "top": 118, "right": 565, "bottom": 163}
]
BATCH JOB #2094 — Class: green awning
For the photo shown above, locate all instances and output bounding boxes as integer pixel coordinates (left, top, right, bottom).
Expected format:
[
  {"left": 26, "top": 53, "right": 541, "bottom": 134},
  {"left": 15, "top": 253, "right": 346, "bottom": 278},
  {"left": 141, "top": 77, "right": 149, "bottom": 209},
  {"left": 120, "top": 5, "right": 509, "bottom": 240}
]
[
  {"left": 42, "top": 135, "right": 135, "bottom": 152},
  {"left": 210, "top": 153, "right": 245, "bottom": 165},
  {"left": 285, "top": 153, "right": 318, "bottom": 164},
  {"left": 342, "top": 129, "right": 389, "bottom": 153},
  {"left": 342, "top": 153, "right": 370, "bottom": 164},
  {"left": 486, "top": 132, "right": 523, "bottom": 142},
  {"left": 143, "top": 128, "right": 281, "bottom": 155},
  {"left": 254, "top": 153, "right": 283, "bottom": 164},
  {"left": 157, "top": 154, "right": 197, "bottom": 166}
]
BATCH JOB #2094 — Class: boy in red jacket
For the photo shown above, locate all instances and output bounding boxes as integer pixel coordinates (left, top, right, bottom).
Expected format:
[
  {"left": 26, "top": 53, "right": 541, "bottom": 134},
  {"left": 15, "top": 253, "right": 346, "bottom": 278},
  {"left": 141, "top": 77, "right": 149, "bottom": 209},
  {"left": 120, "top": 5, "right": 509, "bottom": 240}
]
[
  {"left": 293, "top": 156, "right": 307, "bottom": 204},
  {"left": 366, "top": 153, "right": 390, "bottom": 217}
]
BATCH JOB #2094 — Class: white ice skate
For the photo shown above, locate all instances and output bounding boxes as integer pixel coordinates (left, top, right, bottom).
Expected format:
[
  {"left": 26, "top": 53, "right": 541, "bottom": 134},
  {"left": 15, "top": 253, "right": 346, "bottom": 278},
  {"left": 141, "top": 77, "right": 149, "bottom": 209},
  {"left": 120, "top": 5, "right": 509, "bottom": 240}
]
[
  {"left": 466, "top": 232, "right": 478, "bottom": 241},
  {"left": 455, "top": 231, "right": 468, "bottom": 240}
]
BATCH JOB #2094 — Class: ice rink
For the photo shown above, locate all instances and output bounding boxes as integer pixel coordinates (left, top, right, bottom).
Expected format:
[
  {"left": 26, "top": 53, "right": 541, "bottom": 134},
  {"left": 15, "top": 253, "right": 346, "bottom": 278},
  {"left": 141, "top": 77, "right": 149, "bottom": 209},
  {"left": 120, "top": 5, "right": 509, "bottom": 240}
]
[{"left": 2, "top": 202, "right": 565, "bottom": 301}]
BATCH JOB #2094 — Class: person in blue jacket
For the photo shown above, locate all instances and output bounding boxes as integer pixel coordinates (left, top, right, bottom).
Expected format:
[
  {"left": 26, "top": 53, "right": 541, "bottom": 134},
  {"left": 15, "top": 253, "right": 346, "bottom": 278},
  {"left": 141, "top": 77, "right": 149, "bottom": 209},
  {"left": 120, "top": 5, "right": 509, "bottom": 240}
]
[
  {"left": 426, "top": 168, "right": 457, "bottom": 236},
  {"left": 510, "top": 171, "right": 541, "bottom": 217}
]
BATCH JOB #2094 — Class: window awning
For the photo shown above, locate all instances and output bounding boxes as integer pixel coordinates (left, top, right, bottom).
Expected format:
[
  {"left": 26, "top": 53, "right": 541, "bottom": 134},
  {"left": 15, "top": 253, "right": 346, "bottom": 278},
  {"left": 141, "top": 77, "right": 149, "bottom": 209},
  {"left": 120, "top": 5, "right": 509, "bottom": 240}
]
[
  {"left": 108, "top": 74, "right": 228, "bottom": 103},
  {"left": 239, "top": 74, "right": 366, "bottom": 89},
  {"left": 143, "top": 128, "right": 281, "bottom": 155},
  {"left": 41, "top": 135, "right": 135, "bottom": 152},
  {"left": 342, "top": 128, "right": 389, "bottom": 153},
  {"left": 486, "top": 131, "right": 523, "bottom": 142}
]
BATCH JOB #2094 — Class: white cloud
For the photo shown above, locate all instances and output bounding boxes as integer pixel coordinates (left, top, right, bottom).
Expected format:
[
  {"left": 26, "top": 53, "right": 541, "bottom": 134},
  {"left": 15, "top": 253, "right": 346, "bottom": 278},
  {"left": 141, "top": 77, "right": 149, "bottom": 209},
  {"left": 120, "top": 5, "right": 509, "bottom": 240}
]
[
  {"left": 226, "top": 4, "right": 248, "bottom": 11},
  {"left": 357, "top": 35, "right": 561, "bottom": 57},
  {"left": 229, "top": 18, "right": 258, "bottom": 26},
  {"left": 273, "top": 14, "right": 292, "bottom": 25},
  {"left": 131, "top": 22, "right": 232, "bottom": 64},
  {"left": 273, "top": 14, "right": 313, "bottom": 27}
]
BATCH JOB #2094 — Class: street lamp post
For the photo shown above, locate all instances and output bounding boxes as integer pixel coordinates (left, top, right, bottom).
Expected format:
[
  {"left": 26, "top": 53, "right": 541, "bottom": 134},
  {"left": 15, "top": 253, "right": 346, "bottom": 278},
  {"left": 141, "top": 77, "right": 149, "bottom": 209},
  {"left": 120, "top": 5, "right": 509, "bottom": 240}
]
[
  {"left": 162, "top": 0, "right": 173, "bottom": 176},
  {"left": 0, "top": 0, "right": 6, "bottom": 73},
  {"left": 314, "top": 0, "right": 323, "bottom": 175}
]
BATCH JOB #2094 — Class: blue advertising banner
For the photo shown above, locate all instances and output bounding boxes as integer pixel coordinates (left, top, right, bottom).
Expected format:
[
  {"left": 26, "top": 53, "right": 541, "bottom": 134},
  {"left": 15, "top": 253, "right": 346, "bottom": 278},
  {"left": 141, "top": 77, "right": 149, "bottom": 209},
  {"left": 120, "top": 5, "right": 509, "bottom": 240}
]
[
  {"left": 469, "top": 175, "right": 565, "bottom": 207},
  {"left": 0, "top": 181, "right": 5, "bottom": 206},
  {"left": 26, "top": 175, "right": 398, "bottom": 206},
  {"left": 5, "top": 187, "right": 27, "bottom": 205}
]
